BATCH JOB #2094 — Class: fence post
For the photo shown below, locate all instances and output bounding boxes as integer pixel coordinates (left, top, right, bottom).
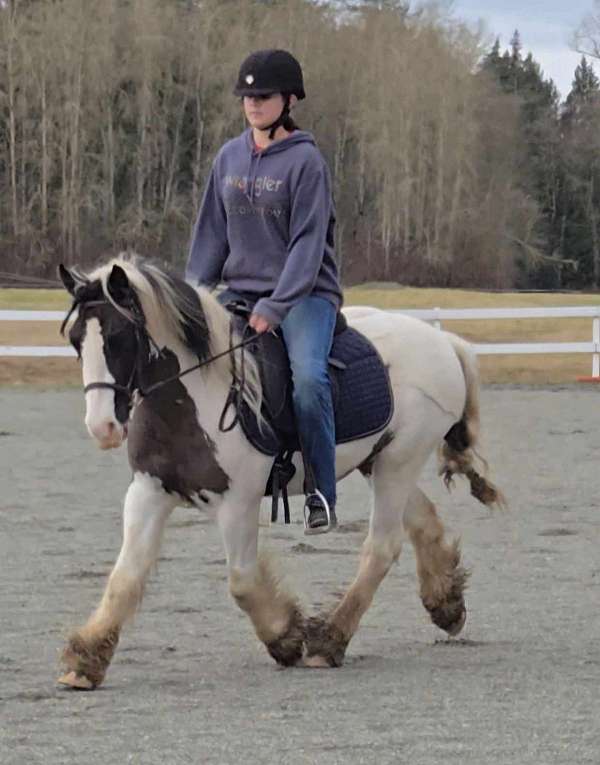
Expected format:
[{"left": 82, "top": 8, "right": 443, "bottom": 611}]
[
  {"left": 433, "top": 307, "right": 442, "bottom": 330},
  {"left": 593, "top": 315, "right": 600, "bottom": 378}
]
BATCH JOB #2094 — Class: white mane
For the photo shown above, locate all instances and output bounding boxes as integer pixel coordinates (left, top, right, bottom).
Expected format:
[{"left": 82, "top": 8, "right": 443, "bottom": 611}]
[{"left": 89, "top": 254, "right": 263, "bottom": 416}]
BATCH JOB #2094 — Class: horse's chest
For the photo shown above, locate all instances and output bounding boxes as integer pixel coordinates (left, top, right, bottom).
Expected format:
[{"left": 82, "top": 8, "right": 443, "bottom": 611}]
[{"left": 127, "top": 388, "right": 229, "bottom": 499}]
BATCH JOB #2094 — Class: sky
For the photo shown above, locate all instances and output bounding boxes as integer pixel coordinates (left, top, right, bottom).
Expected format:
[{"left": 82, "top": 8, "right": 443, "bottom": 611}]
[{"left": 452, "top": 0, "right": 595, "bottom": 100}]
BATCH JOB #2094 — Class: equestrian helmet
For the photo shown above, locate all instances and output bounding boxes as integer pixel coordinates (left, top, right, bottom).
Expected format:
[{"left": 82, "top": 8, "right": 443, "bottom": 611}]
[{"left": 234, "top": 49, "right": 306, "bottom": 100}]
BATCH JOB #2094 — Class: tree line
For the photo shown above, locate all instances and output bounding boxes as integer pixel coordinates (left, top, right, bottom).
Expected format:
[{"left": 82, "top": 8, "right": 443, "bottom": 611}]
[
  {"left": 483, "top": 31, "right": 600, "bottom": 289},
  {"left": 0, "top": 0, "right": 598, "bottom": 289}
]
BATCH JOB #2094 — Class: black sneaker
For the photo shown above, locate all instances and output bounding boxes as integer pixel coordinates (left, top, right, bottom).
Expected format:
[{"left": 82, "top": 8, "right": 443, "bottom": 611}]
[{"left": 304, "top": 493, "right": 337, "bottom": 535}]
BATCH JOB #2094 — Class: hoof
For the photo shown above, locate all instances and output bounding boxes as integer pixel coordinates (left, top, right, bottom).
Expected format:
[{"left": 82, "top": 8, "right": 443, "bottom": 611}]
[
  {"left": 301, "top": 654, "right": 331, "bottom": 669},
  {"left": 61, "top": 627, "right": 119, "bottom": 688},
  {"left": 265, "top": 609, "right": 305, "bottom": 667},
  {"left": 423, "top": 565, "right": 468, "bottom": 637},
  {"left": 57, "top": 671, "right": 95, "bottom": 690},
  {"left": 304, "top": 616, "right": 348, "bottom": 668},
  {"left": 425, "top": 598, "right": 467, "bottom": 636},
  {"left": 446, "top": 608, "right": 467, "bottom": 637}
]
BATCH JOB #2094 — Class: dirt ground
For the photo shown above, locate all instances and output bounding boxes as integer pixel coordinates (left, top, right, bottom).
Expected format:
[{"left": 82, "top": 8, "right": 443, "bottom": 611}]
[{"left": 1, "top": 386, "right": 600, "bottom": 764}]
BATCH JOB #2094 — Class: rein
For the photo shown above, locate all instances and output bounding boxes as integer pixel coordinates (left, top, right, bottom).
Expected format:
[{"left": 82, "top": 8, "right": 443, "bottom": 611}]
[
  {"left": 137, "top": 329, "right": 256, "bottom": 398},
  {"left": 134, "top": 324, "right": 257, "bottom": 433}
]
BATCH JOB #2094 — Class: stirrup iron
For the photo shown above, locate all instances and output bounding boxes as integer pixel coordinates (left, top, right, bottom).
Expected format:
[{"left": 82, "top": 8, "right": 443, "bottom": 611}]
[{"left": 303, "top": 489, "right": 332, "bottom": 535}]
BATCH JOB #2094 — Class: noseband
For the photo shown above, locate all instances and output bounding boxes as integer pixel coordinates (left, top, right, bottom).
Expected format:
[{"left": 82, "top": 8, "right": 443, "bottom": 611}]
[{"left": 84, "top": 374, "right": 137, "bottom": 398}]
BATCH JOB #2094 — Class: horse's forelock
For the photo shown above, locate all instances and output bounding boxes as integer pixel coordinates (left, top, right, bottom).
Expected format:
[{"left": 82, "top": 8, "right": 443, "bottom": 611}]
[
  {"left": 87, "top": 255, "right": 212, "bottom": 361},
  {"left": 61, "top": 279, "right": 104, "bottom": 336}
]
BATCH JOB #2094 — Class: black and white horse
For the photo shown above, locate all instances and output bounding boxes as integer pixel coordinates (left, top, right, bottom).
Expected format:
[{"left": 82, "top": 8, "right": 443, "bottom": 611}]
[{"left": 57, "top": 255, "right": 500, "bottom": 689}]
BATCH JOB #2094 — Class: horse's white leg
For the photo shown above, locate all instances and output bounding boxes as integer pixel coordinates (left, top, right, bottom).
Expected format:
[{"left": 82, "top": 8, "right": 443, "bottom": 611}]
[
  {"left": 404, "top": 487, "right": 468, "bottom": 636},
  {"left": 305, "top": 389, "right": 457, "bottom": 667},
  {"left": 59, "top": 474, "right": 176, "bottom": 689},
  {"left": 218, "top": 494, "right": 305, "bottom": 667},
  {"left": 304, "top": 454, "right": 419, "bottom": 667}
]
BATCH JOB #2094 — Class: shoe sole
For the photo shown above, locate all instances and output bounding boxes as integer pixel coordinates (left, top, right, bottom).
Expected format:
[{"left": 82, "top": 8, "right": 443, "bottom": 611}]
[{"left": 304, "top": 523, "right": 336, "bottom": 536}]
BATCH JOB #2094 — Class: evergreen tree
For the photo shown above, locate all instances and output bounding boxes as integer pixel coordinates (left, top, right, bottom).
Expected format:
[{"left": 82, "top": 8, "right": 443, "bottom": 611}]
[
  {"left": 480, "top": 33, "right": 562, "bottom": 287},
  {"left": 485, "top": 37, "right": 501, "bottom": 67},
  {"left": 565, "top": 56, "right": 600, "bottom": 117},
  {"left": 510, "top": 29, "right": 521, "bottom": 63},
  {"left": 560, "top": 57, "right": 600, "bottom": 287}
]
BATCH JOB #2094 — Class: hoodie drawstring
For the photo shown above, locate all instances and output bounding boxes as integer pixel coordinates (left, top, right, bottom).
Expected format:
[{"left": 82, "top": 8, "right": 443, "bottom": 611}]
[{"left": 245, "top": 147, "right": 263, "bottom": 206}]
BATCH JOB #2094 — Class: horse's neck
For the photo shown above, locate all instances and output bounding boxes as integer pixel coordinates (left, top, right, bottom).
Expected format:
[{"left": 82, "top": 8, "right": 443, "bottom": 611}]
[
  {"left": 137, "top": 344, "right": 182, "bottom": 389},
  {"left": 140, "top": 338, "right": 232, "bottom": 437},
  {"left": 140, "top": 297, "right": 237, "bottom": 435}
]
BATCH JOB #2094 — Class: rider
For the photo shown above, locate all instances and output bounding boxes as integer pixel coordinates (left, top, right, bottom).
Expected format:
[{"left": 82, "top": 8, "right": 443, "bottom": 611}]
[{"left": 186, "top": 49, "right": 342, "bottom": 534}]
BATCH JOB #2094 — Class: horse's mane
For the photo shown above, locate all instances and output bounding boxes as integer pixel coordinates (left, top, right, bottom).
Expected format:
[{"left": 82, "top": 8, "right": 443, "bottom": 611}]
[{"left": 88, "top": 253, "right": 263, "bottom": 414}]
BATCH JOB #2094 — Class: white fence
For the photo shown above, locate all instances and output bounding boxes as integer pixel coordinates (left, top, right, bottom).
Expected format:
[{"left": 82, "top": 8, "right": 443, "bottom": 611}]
[
  {"left": 2, "top": 306, "right": 600, "bottom": 377},
  {"left": 400, "top": 306, "right": 600, "bottom": 378}
]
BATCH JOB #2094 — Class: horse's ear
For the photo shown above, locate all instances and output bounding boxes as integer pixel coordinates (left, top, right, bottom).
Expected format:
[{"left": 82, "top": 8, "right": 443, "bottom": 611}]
[
  {"left": 107, "top": 264, "right": 131, "bottom": 307},
  {"left": 58, "top": 264, "right": 79, "bottom": 296}
]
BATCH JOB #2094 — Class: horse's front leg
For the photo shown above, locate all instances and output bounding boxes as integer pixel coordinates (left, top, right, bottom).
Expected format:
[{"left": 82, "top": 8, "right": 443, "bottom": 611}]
[
  {"left": 59, "top": 474, "right": 176, "bottom": 689},
  {"left": 218, "top": 493, "right": 305, "bottom": 667}
]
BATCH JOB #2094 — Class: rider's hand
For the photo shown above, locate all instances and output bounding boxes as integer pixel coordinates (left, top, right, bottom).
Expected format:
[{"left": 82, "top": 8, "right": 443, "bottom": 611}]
[{"left": 249, "top": 313, "right": 273, "bottom": 334}]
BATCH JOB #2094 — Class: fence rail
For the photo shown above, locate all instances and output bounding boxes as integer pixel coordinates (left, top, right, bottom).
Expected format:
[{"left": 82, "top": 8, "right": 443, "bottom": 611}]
[{"left": 2, "top": 306, "right": 600, "bottom": 377}]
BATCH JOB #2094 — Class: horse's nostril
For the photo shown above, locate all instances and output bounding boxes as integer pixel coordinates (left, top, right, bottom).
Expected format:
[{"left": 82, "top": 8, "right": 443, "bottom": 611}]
[{"left": 86, "top": 418, "right": 121, "bottom": 446}]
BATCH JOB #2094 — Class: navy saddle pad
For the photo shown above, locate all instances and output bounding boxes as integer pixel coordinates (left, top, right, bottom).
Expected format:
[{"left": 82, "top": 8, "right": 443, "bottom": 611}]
[{"left": 232, "top": 313, "right": 394, "bottom": 457}]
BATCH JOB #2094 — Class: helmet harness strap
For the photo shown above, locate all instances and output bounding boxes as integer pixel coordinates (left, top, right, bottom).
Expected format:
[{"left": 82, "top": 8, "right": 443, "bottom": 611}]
[{"left": 263, "top": 94, "right": 291, "bottom": 140}]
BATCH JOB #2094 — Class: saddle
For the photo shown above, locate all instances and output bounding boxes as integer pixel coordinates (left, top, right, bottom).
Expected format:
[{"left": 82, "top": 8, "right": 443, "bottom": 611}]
[{"left": 223, "top": 300, "right": 394, "bottom": 521}]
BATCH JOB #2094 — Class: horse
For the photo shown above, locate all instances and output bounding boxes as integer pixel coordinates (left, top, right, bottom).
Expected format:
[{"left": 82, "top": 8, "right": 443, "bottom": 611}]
[{"left": 56, "top": 254, "right": 501, "bottom": 689}]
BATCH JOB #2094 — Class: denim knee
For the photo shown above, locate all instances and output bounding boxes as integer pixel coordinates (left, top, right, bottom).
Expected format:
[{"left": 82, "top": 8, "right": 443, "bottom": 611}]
[{"left": 291, "top": 364, "right": 330, "bottom": 409}]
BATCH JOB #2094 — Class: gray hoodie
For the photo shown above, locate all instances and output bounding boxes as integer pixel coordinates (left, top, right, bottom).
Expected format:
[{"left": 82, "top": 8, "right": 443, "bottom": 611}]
[{"left": 186, "top": 128, "right": 342, "bottom": 326}]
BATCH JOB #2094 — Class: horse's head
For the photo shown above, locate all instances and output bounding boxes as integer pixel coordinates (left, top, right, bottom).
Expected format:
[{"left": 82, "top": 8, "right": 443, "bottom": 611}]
[
  {"left": 59, "top": 263, "right": 141, "bottom": 450},
  {"left": 60, "top": 254, "right": 262, "bottom": 453}
]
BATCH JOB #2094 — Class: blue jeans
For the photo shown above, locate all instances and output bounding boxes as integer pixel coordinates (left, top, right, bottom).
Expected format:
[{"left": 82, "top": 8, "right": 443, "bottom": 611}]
[{"left": 219, "top": 290, "right": 337, "bottom": 509}]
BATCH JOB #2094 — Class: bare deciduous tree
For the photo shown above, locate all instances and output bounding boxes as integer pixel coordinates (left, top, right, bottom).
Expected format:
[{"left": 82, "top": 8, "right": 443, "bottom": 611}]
[
  {"left": 574, "top": 0, "right": 600, "bottom": 60},
  {"left": 0, "top": 0, "right": 554, "bottom": 287}
]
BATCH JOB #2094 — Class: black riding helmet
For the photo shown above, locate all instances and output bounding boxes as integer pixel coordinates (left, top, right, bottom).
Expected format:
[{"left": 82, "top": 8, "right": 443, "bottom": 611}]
[
  {"left": 235, "top": 49, "right": 305, "bottom": 139},
  {"left": 234, "top": 49, "right": 306, "bottom": 99}
]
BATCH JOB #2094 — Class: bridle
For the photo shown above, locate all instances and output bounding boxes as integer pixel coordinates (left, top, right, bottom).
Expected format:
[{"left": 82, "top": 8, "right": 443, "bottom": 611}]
[{"left": 63, "top": 297, "right": 258, "bottom": 430}]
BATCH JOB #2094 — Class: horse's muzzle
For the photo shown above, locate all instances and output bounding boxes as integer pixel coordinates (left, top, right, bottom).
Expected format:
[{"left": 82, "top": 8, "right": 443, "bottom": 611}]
[{"left": 87, "top": 419, "right": 127, "bottom": 450}]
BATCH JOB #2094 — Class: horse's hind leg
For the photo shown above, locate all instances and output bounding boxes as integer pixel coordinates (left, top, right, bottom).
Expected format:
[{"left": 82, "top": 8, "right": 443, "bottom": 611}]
[
  {"left": 404, "top": 487, "right": 468, "bottom": 636},
  {"left": 59, "top": 475, "right": 176, "bottom": 689},
  {"left": 304, "top": 454, "right": 419, "bottom": 668}
]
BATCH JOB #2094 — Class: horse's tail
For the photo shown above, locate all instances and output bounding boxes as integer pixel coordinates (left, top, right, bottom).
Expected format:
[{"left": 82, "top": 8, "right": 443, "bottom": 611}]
[{"left": 439, "top": 333, "right": 504, "bottom": 509}]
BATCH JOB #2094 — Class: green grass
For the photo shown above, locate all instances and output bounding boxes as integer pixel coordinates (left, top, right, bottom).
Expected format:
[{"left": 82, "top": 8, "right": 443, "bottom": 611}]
[
  {"left": 3, "top": 284, "right": 600, "bottom": 312},
  {"left": 345, "top": 284, "right": 600, "bottom": 309},
  {"left": 0, "top": 289, "right": 69, "bottom": 310}
]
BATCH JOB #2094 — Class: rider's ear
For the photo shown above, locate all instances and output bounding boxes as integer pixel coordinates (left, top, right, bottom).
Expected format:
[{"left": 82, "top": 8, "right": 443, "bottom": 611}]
[
  {"left": 107, "top": 264, "right": 131, "bottom": 307},
  {"left": 58, "top": 264, "right": 81, "bottom": 296}
]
